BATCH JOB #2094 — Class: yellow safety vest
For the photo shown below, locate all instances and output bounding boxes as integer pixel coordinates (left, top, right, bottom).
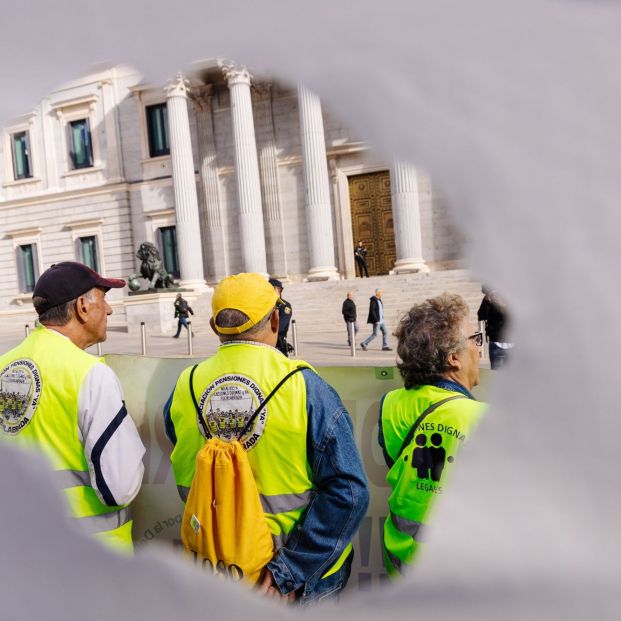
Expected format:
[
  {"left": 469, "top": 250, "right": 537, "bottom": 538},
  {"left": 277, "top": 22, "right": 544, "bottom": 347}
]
[
  {"left": 169, "top": 342, "right": 351, "bottom": 578},
  {"left": 0, "top": 326, "right": 133, "bottom": 552},
  {"left": 381, "top": 384, "right": 485, "bottom": 576}
]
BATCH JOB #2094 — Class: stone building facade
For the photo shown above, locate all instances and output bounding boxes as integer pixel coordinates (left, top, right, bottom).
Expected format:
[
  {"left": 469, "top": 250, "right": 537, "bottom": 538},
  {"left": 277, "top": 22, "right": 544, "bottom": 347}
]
[{"left": 0, "top": 61, "right": 464, "bottom": 324}]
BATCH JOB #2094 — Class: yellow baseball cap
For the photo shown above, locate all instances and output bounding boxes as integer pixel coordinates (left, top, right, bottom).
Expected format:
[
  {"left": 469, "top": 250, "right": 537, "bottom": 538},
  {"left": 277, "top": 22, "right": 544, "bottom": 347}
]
[{"left": 212, "top": 273, "right": 281, "bottom": 335}]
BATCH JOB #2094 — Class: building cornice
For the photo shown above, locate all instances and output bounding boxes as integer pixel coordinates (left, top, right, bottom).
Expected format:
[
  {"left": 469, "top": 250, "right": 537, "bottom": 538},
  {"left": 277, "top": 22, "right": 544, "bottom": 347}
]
[
  {"left": 0, "top": 182, "right": 130, "bottom": 210},
  {"left": 143, "top": 208, "right": 175, "bottom": 219},
  {"left": 5, "top": 226, "right": 42, "bottom": 238},
  {"left": 50, "top": 94, "right": 98, "bottom": 112},
  {"left": 65, "top": 218, "right": 105, "bottom": 230}
]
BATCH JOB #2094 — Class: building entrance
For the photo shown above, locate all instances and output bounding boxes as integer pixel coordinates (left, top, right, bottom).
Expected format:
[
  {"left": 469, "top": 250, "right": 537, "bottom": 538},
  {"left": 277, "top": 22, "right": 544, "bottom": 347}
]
[{"left": 348, "top": 171, "right": 396, "bottom": 276}]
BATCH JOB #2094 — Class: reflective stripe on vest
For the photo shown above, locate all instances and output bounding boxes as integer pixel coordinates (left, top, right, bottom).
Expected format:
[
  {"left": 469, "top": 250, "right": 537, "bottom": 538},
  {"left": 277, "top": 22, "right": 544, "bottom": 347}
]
[
  {"left": 177, "top": 485, "right": 190, "bottom": 502},
  {"left": 272, "top": 532, "right": 286, "bottom": 549},
  {"left": 391, "top": 513, "right": 424, "bottom": 542},
  {"left": 74, "top": 507, "right": 132, "bottom": 535},
  {"left": 384, "top": 547, "right": 403, "bottom": 574},
  {"left": 177, "top": 487, "right": 313, "bottom": 515},
  {"left": 56, "top": 469, "right": 92, "bottom": 489},
  {"left": 260, "top": 490, "right": 312, "bottom": 514},
  {"left": 0, "top": 327, "right": 133, "bottom": 551}
]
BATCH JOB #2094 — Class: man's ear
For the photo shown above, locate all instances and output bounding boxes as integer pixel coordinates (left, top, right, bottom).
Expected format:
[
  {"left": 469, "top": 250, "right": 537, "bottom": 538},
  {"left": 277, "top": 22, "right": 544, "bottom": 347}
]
[
  {"left": 270, "top": 308, "right": 279, "bottom": 334},
  {"left": 209, "top": 317, "right": 218, "bottom": 336},
  {"left": 447, "top": 350, "right": 462, "bottom": 371},
  {"left": 74, "top": 296, "right": 89, "bottom": 324}
]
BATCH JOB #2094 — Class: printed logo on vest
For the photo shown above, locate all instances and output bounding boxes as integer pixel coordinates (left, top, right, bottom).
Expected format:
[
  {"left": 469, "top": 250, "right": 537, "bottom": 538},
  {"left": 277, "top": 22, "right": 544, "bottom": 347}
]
[
  {"left": 198, "top": 374, "right": 266, "bottom": 450},
  {"left": 0, "top": 359, "right": 42, "bottom": 435}
]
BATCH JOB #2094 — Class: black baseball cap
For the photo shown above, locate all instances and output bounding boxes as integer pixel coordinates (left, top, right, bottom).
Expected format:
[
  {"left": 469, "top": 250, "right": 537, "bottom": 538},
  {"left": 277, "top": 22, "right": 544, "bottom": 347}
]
[
  {"left": 268, "top": 278, "right": 283, "bottom": 290},
  {"left": 33, "top": 262, "right": 126, "bottom": 314}
]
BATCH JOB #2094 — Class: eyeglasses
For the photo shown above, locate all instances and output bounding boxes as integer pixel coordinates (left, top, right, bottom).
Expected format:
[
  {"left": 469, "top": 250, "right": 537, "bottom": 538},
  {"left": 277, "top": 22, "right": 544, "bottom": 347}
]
[{"left": 468, "top": 331, "right": 483, "bottom": 347}]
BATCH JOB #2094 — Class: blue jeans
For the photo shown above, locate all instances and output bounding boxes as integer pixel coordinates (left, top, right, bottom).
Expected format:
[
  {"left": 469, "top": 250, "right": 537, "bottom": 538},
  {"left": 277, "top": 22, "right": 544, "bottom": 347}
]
[
  {"left": 489, "top": 342, "right": 509, "bottom": 369},
  {"left": 345, "top": 321, "right": 359, "bottom": 345},
  {"left": 362, "top": 321, "right": 388, "bottom": 348},
  {"left": 174, "top": 316, "right": 189, "bottom": 337}
]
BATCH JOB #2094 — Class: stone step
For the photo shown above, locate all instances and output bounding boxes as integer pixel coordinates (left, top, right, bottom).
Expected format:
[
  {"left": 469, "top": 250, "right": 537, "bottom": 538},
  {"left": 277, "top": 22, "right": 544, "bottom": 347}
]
[{"left": 189, "top": 269, "right": 484, "bottom": 335}]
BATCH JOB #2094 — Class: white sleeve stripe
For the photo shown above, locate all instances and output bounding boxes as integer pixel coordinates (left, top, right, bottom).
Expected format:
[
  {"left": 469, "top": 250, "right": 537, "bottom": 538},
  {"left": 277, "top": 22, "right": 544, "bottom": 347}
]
[{"left": 90, "top": 402, "right": 129, "bottom": 506}]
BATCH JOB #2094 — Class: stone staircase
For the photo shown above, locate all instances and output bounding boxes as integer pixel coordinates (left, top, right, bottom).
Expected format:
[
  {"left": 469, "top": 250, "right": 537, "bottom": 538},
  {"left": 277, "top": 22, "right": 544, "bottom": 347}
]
[{"left": 188, "top": 269, "right": 483, "bottom": 336}]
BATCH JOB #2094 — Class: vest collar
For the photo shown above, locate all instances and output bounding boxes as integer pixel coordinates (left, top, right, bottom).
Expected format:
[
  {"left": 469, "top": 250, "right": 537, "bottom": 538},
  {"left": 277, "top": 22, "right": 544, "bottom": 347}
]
[
  {"left": 40, "top": 324, "right": 71, "bottom": 341},
  {"left": 219, "top": 340, "right": 280, "bottom": 353},
  {"left": 431, "top": 378, "right": 476, "bottom": 400}
]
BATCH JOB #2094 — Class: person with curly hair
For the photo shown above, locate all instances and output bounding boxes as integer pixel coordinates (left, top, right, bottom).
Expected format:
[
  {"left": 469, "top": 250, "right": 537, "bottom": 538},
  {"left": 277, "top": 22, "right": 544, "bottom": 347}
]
[{"left": 378, "top": 292, "right": 486, "bottom": 577}]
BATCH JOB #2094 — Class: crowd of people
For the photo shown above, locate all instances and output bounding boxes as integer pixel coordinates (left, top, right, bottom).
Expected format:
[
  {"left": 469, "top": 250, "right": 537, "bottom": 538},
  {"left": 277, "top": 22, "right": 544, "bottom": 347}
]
[{"left": 0, "top": 261, "right": 501, "bottom": 604}]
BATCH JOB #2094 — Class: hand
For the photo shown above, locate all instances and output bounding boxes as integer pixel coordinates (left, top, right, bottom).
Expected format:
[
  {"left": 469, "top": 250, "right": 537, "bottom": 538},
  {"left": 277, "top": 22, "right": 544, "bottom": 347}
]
[{"left": 257, "top": 569, "right": 296, "bottom": 604}]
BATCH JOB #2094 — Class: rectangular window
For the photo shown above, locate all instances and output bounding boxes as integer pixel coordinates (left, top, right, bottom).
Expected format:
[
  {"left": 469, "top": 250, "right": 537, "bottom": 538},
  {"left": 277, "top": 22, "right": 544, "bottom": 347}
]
[
  {"left": 16, "top": 244, "right": 39, "bottom": 293},
  {"left": 68, "top": 118, "right": 94, "bottom": 169},
  {"left": 11, "top": 131, "right": 32, "bottom": 180},
  {"left": 77, "top": 236, "right": 100, "bottom": 272},
  {"left": 157, "top": 226, "right": 180, "bottom": 278},
  {"left": 146, "top": 103, "right": 170, "bottom": 157}
]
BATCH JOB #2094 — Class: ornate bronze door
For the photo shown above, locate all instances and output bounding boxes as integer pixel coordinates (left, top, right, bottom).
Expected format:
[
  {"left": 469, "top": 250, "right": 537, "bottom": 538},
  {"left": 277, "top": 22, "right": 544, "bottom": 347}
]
[{"left": 348, "top": 171, "right": 396, "bottom": 275}]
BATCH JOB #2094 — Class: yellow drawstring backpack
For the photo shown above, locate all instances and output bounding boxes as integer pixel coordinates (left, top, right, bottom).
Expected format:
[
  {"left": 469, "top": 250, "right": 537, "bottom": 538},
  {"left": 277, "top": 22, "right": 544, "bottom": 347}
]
[{"left": 181, "top": 365, "right": 308, "bottom": 586}]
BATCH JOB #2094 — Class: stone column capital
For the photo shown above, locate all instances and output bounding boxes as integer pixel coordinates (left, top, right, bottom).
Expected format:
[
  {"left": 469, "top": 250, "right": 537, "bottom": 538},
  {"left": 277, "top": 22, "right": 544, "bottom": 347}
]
[
  {"left": 164, "top": 73, "right": 191, "bottom": 99},
  {"left": 252, "top": 81, "right": 273, "bottom": 100},
  {"left": 190, "top": 84, "right": 214, "bottom": 113},
  {"left": 221, "top": 62, "right": 252, "bottom": 87}
]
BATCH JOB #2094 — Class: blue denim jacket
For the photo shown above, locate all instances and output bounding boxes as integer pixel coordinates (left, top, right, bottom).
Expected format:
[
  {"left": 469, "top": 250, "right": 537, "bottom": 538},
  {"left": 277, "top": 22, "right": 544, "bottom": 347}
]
[{"left": 163, "top": 366, "right": 369, "bottom": 604}]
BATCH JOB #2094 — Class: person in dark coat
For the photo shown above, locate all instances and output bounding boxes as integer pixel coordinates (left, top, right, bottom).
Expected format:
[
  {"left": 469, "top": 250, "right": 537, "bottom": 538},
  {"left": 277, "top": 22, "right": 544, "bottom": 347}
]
[
  {"left": 173, "top": 293, "right": 194, "bottom": 338},
  {"left": 269, "top": 278, "right": 293, "bottom": 356},
  {"left": 477, "top": 286, "right": 512, "bottom": 369},
  {"left": 354, "top": 241, "right": 369, "bottom": 277},
  {"left": 360, "top": 289, "right": 392, "bottom": 351},
  {"left": 342, "top": 291, "right": 359, "bottom": 346}
]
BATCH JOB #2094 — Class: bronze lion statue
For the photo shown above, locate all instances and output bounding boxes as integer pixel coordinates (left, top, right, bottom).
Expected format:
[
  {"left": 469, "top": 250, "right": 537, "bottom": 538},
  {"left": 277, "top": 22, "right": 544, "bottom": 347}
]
[{"left": 136, "top": 242, "right": 175, "bottom": 289}]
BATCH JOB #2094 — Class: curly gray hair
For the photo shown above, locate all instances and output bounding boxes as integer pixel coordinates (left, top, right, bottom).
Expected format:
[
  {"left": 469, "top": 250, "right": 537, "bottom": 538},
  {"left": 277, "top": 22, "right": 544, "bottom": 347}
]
[{"left": 396, "top": 293, "right": 469, "bottom": 389}]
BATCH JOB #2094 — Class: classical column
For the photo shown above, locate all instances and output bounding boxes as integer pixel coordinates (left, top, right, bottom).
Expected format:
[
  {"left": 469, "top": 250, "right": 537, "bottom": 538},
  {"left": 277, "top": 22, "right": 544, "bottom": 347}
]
[
  {"left": 98, "top": 77, "right": 123, "bottom": 183},
  {"left": 297, "top": 85, "right": 339, "bottom": 281},
  {"left": 193, "top": 86, "right": 229, "bottom": 281},
  {"left": 329, "top": 159, "right": 356, "bottom": 279},
  {"left": 222, "top": 63, "right": 268, "bottom": 275},
  {"left": 254, "top": 83, "right": 288, "bottom": 279},
  {"left": 165, "top": 74, "right": 210, "bottom": 290},
  {"left": 390, "top": 160, "right": 430, "bottom": 274}
]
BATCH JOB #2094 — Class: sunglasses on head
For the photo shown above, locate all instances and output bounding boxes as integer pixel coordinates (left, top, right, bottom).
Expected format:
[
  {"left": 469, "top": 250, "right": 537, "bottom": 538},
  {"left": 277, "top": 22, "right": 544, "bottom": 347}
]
[{"left": 468, "top": 331, "right": 483, "bottom": 347}]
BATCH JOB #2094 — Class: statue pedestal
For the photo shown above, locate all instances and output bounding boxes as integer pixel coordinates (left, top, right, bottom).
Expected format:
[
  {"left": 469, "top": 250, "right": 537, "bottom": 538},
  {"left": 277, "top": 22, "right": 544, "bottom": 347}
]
[{"left": 125, "top": 291, "right": 180, "bottom": 335}]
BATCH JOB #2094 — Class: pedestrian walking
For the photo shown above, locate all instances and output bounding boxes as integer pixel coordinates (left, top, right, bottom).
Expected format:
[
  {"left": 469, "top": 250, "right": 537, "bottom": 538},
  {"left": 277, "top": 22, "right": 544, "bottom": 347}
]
[
  {"left": 360, "top": 289, "right": 392, "bottom": 351},
  {"left": 342, "top": 291, "right": 358, "bottom": 346},
  {"left": 173, "top": 293, "right": 194, "bottom": 338},
  {"left": 354, "top": 240, "right": 369, "bottom": 277}
]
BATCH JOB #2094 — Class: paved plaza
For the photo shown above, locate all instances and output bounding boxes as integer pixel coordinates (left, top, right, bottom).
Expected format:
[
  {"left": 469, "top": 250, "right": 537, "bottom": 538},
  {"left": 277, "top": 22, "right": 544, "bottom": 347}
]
[{"left": 0, "top": 321, "right": 491, "bottom": 370}]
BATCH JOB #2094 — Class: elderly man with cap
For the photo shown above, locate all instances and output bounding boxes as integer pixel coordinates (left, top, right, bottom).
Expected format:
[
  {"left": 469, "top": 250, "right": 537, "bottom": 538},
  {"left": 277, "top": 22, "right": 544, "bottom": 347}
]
[
  {"left": 0, "top": 262, "right": 145, "bottom": 553},
  {"left": 268, "top": 278, "right": 293, "bottom": 357},
  {"left": 163, "top": 273, "right": 368, "bottom": 604}
]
